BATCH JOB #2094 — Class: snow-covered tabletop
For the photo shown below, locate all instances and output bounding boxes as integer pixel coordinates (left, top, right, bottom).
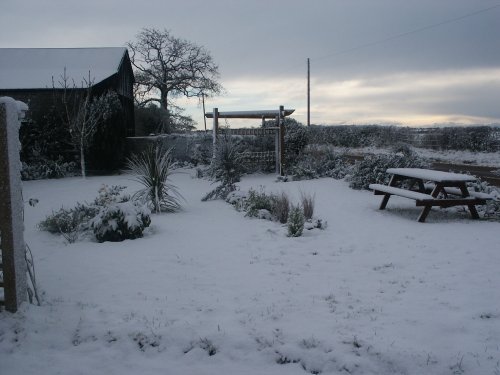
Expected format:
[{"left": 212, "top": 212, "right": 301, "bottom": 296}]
[{"left": 386, "top": 168, "right": 477, "bottom": 182}]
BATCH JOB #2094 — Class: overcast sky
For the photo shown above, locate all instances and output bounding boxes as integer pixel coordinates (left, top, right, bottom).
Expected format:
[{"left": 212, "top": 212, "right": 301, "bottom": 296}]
[{"left": 1, "top": 0, "right": 500, "bottom": 128}]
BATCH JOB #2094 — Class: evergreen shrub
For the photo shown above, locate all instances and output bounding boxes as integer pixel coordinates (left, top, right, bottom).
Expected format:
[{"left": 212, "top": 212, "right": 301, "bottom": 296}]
[
  {"left": 39, "top": 185, "right": 151, "bottom": 243},
  {"left": 39, "top": 203, "right": 99, "bottom": 243},
  {"left": 21, "top": 159, "right": 78, "bottom": 180},
  {"left": 289, "top": 145, "right": 352, "bottom": 180},
  {"left": 91, "top": 201, "right": 151, "bottom": 242},
  {"left": 287, "top": 205, "right": 305, "bottom": 237},
  {"left": 244, "top": 188, "right": 275, "bottom": 218},
  {"left": 467, "top": 179, "right": 500, "bottom": 220},
  {"left": 348, "top": 148, "right": 428, "bottom": 190}
]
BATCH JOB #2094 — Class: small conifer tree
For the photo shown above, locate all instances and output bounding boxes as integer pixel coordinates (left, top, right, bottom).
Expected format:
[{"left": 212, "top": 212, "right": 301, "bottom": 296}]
[{"left": 287, "top": 205, "right": 305, "bottom": 237}]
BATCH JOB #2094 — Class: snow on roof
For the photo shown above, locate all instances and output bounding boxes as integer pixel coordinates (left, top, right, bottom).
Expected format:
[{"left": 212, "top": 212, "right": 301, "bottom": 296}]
[{"left": 0, "top": 47, "right": 127, "bottom": 90}]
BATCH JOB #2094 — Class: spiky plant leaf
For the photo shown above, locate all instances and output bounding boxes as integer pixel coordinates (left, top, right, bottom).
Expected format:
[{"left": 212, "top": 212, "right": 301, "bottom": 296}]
[{"left": 126, "top": 144, "right": 183, "bottom": 213}]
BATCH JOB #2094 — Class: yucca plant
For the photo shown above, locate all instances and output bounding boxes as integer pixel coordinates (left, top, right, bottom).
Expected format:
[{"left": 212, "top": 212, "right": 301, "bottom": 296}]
[
  {"left": 202, "top": 135, "right": 245, "bottom": 201},
  {"left": 126, "top": 144, "right": 183, "bottom": 213}
]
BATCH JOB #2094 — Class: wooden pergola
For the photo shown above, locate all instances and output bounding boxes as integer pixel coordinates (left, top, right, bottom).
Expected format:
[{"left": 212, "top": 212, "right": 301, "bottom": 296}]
[{"left": 205, "top": 106, "right": 295, "bottom": 175}]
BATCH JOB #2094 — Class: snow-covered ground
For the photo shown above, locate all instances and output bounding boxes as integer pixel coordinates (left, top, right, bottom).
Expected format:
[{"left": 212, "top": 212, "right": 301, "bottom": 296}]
[{"left": 1, "top": 170, "right": 499, "bottom": 375}]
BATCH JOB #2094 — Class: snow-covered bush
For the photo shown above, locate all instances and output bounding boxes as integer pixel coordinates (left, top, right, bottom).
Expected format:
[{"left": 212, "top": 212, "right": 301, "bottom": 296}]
[
  {"left": 228, "top": 188, "right": 290, "bottom": 223},
  {"left": 21, "top": 158, "right": 78, "bottom": 181},
  {"left": 284, "top": 119, "right": 309, "bottom": 170},
  {"left": 126, "top": 144, "right": 183, "bottom": 213},
  {"left": 225, "top": 190, "right": 247, "bottom": 209},
  {"left": 19, "top": 103, "right": 75, "bottom": 179},
  {"left": 191, "top": 142, "right": 212, "bottom": 166},
  {"left": 38, "top": 203, "right": 98, "bottom": 243},
  {"left": 348, "top": 149, "right": 428, "bottom": 190},
  {"left": 226, "top": 187, "right": 324, "bottom": 235},
  {"left": 243, "top": 188, "right": 275, "bottom": 218},
  {"left": 91, "top": 201, "right": 151, "bottom": 242},
  {"left": 288, "top": 145, "right": 352, "bottom": 181},
  {"left": 467, "top": 179, "right": 500, "bottom": 220},
  {"left": 202, "top": 135, "right": 245, "bottom": 201},
  {"left": 39, "top": 185, "right": 151, "bottom": 242},
  {"left": 482, "top": 195, "right": 500, "bottom": 220},
  {"left": 287, "top": 205, "right": 305, "bottom": 237}
]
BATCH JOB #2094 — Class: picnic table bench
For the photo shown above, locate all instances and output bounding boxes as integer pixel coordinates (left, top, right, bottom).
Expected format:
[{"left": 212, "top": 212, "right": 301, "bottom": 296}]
[{"left": 369, "top": 168, "right": 493, "bottom": 222}]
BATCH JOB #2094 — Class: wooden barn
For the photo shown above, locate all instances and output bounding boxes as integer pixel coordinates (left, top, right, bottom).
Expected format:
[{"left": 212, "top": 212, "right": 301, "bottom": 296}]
[{"left": 0, "top": 47, "right": 135, "bottom": 136}]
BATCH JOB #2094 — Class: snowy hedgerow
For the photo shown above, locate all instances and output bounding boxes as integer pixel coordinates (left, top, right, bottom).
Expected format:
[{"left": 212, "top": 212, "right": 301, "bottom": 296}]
[
  {"left": 21, "top": 158, "right": 78, "bottom": 181},
  {"left": 287, "top": 205, "right": 305, "bottom": 237},
  {"left": 348, "top": 148, "right": 429, "bottom": 190},
  {"left": 91, "top": 201, "right": 151, "bottom": 242},
  {"left": 289, "top": 145, "right": 352, "bottom": 181},
  {"left": 284, "top": 119, "right": 309, "bottom": 169}
]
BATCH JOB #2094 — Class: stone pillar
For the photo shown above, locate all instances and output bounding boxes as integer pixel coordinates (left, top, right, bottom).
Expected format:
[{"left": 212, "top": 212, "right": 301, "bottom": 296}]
[{"left": 0, "top": 97, "right": 28, "bottom": 312}]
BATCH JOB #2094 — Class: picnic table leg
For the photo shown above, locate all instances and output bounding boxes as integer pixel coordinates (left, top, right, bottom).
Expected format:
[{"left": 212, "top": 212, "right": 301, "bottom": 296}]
[
  {"left": 417, "top": 182, "right": 441, "bottom": 223},
  {"left": 379, "top": 175, "right": 399, "bottom": 210},
  {"left": 417, "top": 206, "right": 432, "bottom": 222},
  {"left": 468, "top": 206, "right": 480, "bottom": 219},
  {"left": 417, "top": 179, "right": 426, "bottom": 193},
  {"left": 379, "top": 194, "right": 391, "bottom": 210},
  {"left": 458, "top": 183, "right": 480, "bottom": 219}
]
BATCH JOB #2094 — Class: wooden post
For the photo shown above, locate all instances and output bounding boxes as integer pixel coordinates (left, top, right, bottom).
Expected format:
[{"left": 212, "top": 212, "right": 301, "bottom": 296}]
[
  {"left": 307, "top": 58, "right": 310, "bottom": 126},
  {"left": 212, "top": 107, "right": 219, "bottom": 161},
  {"left": 0, "top": 98, "right": 27, "bottom": 312},
  {"left": 202, "top": 93, "right": 207, "bottom": 132},
  {"left": 275, "top": 116, "right": 280, "bottom": 174},
  {"left": 279, "top": 105, "right": 285, "bottom": 176}
]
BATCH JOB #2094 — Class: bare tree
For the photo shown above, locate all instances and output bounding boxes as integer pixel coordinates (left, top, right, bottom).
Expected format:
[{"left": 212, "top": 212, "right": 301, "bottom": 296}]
[
  {"left": 127, "top": 28, "right": 223, "bottom": 132},
  {"left": 55, "top": 70, "right": 120, "bottom": 178}
]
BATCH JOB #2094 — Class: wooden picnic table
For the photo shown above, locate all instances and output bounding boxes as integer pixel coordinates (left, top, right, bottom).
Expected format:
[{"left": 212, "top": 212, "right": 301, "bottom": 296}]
[{"left": 369, "top": 168, "right": 492, "bottom": 222}]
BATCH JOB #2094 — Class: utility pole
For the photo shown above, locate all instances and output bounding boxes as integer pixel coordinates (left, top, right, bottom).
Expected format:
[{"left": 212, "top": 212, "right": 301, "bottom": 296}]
[
  {"left": 307, "top": 58, "right": 310, "bottom": 126},
  {"left": 202, "top": 92, "right": 207, "bottom": 131}
]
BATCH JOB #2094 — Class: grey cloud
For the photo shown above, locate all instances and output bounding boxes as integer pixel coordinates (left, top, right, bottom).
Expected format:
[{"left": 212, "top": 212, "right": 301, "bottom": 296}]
[{"left": 1, "top": 0, "right": 499, "bottom": 125}]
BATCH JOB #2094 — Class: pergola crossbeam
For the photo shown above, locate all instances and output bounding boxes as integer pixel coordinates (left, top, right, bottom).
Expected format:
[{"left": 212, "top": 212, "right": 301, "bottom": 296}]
[{"left": 205, "top": 109, "right": 295, "bottom": 119}]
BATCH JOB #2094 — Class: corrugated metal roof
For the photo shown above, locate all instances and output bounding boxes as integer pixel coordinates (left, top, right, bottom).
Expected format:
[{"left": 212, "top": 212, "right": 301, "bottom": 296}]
[{"left": 0, "top": 47, "right": 127, "bottom": 89}]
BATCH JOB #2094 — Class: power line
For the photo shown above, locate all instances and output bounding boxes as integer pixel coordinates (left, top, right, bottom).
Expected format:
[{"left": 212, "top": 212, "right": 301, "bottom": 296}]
[
  {"left": 314, "top": 3, "right": 500, "bottom": 63},
  {"left": 275, "top": 2, "right": 500, "bottom": 77}
]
